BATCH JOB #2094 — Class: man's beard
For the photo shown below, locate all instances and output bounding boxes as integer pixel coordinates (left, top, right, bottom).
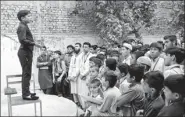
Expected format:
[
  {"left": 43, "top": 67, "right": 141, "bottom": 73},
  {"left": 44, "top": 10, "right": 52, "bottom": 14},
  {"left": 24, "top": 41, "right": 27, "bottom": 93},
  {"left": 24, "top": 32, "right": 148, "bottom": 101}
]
[{"left": 75, "top": 49, "right": 80, "bottom": 54}]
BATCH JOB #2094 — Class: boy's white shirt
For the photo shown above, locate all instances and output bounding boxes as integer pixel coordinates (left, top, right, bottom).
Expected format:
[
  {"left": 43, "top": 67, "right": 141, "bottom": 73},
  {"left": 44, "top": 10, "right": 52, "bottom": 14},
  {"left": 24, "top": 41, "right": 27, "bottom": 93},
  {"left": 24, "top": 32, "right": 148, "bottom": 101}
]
[
  {"left": 122, "top": 55, "right": 132, "bottom": 65},
  {"left": 164, "top": 64, "right": 184, "bottom": 79},
  {"left": 150, "top": 57, "right": 164, "bottom": 73},
  {"left": 97, "top": 86, "right": 121, "bottom": 113}
]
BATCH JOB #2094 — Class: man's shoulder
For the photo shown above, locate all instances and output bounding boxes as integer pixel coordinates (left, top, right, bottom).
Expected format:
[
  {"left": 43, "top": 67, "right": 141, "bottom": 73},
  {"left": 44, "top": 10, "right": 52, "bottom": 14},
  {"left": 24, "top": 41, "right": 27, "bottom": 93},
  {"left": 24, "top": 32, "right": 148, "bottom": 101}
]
[{"left": 152, "top": 96, "right": 165, "bottom": 110}]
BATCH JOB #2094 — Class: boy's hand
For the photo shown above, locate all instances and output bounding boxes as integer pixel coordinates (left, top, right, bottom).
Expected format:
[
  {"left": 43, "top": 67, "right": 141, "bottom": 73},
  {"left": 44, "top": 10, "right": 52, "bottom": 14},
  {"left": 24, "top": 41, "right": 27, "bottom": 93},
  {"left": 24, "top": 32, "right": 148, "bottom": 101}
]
[
  {"left": 136, "top": 109, "right": 144, "bottom": 116},
  {"left": 53, "top": 79, "right": 55, "bottom": 84},
  {"left": 57, "top": 77, "right": 62, "bottom": 82}
]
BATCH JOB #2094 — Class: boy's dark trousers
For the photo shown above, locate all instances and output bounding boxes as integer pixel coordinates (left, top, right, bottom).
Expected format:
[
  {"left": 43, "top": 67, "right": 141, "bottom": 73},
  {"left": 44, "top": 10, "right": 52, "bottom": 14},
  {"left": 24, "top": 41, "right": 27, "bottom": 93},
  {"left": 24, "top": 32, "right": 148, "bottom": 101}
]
[
  {"left": 55, "top": 74, "right": 67, "bottom": 96},
  {"left": 17, "top": 48, "right": 33, "bottom": 96}
]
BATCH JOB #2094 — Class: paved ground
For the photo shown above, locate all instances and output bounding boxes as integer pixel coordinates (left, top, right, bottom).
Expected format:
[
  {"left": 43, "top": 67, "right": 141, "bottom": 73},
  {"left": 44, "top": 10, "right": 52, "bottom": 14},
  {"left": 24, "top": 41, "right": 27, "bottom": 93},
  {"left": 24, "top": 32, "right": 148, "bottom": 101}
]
[{"left": 1, "top": 47, "right": 83, "bottom": 116}]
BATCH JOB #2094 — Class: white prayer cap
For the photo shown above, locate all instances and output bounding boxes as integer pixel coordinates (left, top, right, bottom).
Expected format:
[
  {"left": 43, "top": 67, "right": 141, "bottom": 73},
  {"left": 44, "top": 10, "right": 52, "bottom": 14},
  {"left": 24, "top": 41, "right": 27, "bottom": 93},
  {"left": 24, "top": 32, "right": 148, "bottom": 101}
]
[
  {"left": 137, "top": 56, "right": 152, "bottom": 67},
  {"left": 123, "top": 43, "right": 132, "bottom": 50}
]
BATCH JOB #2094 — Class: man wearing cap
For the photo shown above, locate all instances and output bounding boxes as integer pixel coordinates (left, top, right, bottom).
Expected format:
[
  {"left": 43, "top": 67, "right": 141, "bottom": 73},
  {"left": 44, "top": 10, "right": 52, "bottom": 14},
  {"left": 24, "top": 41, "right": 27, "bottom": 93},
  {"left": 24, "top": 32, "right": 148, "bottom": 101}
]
[
  {"left": 149, "top": 42, "right": 164, "bottom": 73},
  {"left": 17, "top": 10, "right": 43, "bottom": 100},
  {"left": 120, "top": 43, "right": 132, "bottom": 65}
]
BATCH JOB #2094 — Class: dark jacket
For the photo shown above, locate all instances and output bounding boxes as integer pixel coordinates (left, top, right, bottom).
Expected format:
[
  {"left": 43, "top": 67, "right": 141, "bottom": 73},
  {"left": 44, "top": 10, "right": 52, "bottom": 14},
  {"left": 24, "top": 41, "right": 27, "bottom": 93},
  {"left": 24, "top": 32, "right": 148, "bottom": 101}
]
[
  {"left": 17, "top": 21, "right": 35, "bottom": 52},
  {"left": 157, "top": 101, "right": 184, "bottom": 117},
  {"left": 144, "top": 95, "right": 165, "bottom": 117}
]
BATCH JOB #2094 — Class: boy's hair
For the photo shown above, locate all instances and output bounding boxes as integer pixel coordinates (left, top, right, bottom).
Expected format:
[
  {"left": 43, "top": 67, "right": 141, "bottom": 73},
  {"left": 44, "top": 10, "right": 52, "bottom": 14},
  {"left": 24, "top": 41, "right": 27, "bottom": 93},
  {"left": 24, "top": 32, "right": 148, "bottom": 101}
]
[
  {"left": 110, "top": 50, "right": 119, "bottom": 57},
  {"left": 165, "top": 47, "right": 185, "bottom": 64},
  {"left": 96, "top": 54, "right": 106, "bottom": 62},
  {"left": 89, "top": 56, "right": 97, "bottom": 61},
  {"left": 90, "top": 79, "right": 101, "bottom": 87},
  {"left": 150, "top": 42, "right": 163, "bottom": 51},
  {"left": 104, "top": 71, "right": 117, "bottom": 88},
  {"left": 83, "top": 42, "right": 91, "bottom": 47},
  {"left": 17, "top": 10, "right": 30, "bottom": 21},
  {"left": 163, "top": 35, "right": 177, "bottom": 45},
  {"left": 91, "top": 58, "right": 102, "bottom": 68},
  {"left": 118, "top": 63, "right": 129, "bottom": 75},
  {"left": 54, "top": 50, "right": 62, "bottom": 56},
  {"left": 128, "top": 64, "right": 145, "bottom": 82},
  {"left": 42, "top": 46, "right": 47, "bottom": 50},
  {"left": 106, "top": 58, "right": 117, "bottom": 71},
  {"left": 143, "top": 71, "right": 164, "bottom": 93},
  {"left": 91, "top": 45, "right": 98, "bottom": 50},
  {"left": 164, "top": 74, "right": 185, "bottom": 97},
  {"left": 67, "top": 45, "right": 75, "bottom": 50},
  {"left": 75, "top": 43, "right": 81, "bottom": 47},
  {"left": 132, "top": 51, "right": 145, "bottom": 60}
]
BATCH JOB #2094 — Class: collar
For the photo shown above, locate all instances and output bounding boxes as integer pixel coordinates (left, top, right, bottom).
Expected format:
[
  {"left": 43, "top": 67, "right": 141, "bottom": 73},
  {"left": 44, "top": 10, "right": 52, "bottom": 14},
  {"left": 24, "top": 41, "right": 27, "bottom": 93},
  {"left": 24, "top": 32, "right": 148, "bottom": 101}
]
[
  {"left": 151, "top": 57, "right": 160, "bottom": 62},
  {"left": 124, "top": 54, "right": 131, "bottom": 60},
  {"left": 168, "top": 64, "right": 180, "bottom": 69},
  {"left": 20, "top": 21, "right": 27, "bottom": 26}
]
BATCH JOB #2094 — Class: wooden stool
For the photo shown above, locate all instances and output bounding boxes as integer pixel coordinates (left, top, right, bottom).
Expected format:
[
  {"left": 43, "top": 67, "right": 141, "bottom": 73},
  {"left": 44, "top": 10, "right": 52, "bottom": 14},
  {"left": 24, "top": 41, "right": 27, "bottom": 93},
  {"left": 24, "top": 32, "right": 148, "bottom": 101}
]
[{"left": 4, "top": 74, "right": 42, "bottom": 116}]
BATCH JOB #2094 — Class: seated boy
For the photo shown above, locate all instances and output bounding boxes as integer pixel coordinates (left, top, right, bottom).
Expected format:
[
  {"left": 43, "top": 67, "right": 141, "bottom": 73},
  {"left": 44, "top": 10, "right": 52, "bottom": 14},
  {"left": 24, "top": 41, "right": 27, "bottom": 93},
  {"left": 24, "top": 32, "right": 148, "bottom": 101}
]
[
  {"left": 117, "top": 63, "right": 130, "bottom": 93},
  {"left": 84, "top": 79, "right": 103, "bottom": 116},
  {"left": 86, "top": 66, "right": 100, "bottom": 87},
  {"left": 115, "top": 64, "right": 145, "bottom": 116},
  {"left": 89, "top": 71, "right": 121, "bottom": 116},
  {"left": 157, "top": 74, "right": 185, "bottom": 116},
  {"left": 136, "top": 71, "right": 165, "bottom": 117}
]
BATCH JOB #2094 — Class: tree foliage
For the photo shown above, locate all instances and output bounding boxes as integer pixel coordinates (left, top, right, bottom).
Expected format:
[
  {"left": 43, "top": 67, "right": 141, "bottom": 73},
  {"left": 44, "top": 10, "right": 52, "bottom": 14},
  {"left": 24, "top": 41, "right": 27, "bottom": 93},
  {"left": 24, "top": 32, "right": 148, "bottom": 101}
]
[{"left": 73, "top": 0, "right": 184, "bottom": 44}]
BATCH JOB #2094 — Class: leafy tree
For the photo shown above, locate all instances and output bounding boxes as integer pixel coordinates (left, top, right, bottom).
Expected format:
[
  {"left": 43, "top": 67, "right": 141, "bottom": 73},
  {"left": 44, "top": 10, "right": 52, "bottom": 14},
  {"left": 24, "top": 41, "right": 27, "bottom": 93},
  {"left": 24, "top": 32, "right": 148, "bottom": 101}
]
[{"left": 73, "top": 0, "right": 184, "bottom": 44}]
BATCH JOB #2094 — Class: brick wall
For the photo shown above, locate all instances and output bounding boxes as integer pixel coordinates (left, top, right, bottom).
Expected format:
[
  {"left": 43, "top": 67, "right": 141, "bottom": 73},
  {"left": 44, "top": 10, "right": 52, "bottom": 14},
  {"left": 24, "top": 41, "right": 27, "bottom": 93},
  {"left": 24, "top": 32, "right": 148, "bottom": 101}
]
[{"left": 1, "top": 1, "right": 102, "bottom": 53}]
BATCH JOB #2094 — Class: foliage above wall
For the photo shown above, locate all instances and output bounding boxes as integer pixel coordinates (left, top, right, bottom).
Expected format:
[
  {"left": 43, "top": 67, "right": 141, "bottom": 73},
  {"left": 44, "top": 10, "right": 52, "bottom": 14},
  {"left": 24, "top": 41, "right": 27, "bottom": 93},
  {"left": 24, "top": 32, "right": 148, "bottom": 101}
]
[{"left": 74, "top": 0, "right": 184, "bottom": 44}]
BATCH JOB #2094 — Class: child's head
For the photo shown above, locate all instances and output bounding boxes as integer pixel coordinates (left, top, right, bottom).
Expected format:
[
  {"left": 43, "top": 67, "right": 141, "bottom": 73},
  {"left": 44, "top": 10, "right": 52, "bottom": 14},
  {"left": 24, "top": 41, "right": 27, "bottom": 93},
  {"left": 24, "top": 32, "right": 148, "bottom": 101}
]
[
  {"left": 67, "top": 45, "right": 74, "bottom": 54},
  {"left": 105, "top": 58, "right": 117, "bottom": 71},
  {"left": 89, "top": 57, "right": 102, "bottom": 68},
  {"left": 130, "top": 51, "right": 145, "bottom": 65},
  {"left": 90, "top": 45, "right": 98, "bottom": 54},
  {"left": 149, "top": 42, "right": 163, "bottom": 59},
  {"left": 164, "top": 47, "right": 185, "bottom": 66},
  {"left": 142, "top": 71, "right": 164, "bottom": 99},
  {"left": 163, "top": 74, "right": 185, "bottom": 102},
  {"left": 96, "top": 54, "right": 106, "bottom": 65},
  {"left": 53, "top": 50, "right": 62, "bottom": 58},
  {"left": 118, "top": 63, "right": 129, "bottom": 78},
  {"left": 89, "top": 79, "right": 101, "bottom": 94},
  {"left": 121, "top": 43, "right": 132, "bottom": 57},
  {"left": 102, "top": 71, "right": 117, "bottom": 90},
  {"left": 17, "top": 10, "right": 32, "bottom": 23},
  {"left": 89, "top": 66, "right": 99, "bottom": 79},
  {"left": 127, "top": 64, "right": 145, "bottom": 83},
  {"left": 110, "top": 50, "right": 119, "bottom": 62}
]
